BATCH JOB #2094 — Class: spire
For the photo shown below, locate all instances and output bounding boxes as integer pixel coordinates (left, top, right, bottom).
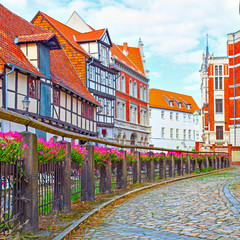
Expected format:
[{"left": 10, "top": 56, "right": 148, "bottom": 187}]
[{"left": 205, "top": 34, "right": 209, "bottom": 72}]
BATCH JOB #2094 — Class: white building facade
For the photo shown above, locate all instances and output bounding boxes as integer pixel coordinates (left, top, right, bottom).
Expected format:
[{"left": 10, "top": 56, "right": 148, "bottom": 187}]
[{"left": 149, "top": 89, "right": 200, "bottom": 151}]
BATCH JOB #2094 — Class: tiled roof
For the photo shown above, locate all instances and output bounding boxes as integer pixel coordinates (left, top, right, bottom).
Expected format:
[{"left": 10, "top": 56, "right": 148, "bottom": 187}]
[
  {"left": 50, "top": 49, "right": 99, "bottom": 106},
  {"left": 149, "top": 88, "right": 200, "bottom": 113},
  {"left": 0, "top": 4, "right": 46, "bottom": 76},
  {"left": 75, "top": 29, "right": 105, "bottom": 42},
  {"left": 18, "top": 32, "right": 55, "bottom": 43},
  {"left": 117, "top": 45, "right": 145, "bottom": 75},
  {"left": 111, "top": 43, "right": 146, "bottom": 78},
  {"left": 32, "top": 12, "right": 90, "bottom": 58}
]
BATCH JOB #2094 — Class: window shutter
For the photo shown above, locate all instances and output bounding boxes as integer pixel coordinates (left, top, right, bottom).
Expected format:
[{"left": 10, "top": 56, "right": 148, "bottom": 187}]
[{"left": 40, "top": 82, "right": 51, "bottom": 117}]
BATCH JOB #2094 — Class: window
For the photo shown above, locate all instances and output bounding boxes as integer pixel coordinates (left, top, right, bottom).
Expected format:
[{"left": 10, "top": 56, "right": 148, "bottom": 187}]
[
  {"left": 178, "top": 103, "right": 182, "bottom": 108},
  {"left": 216, "top": 99, "right": 223, "bottom": 113},
  {"left": 216, "top": 126, "right": 223, "bottom": 140},
  {"left": 53, "top": 88, "right": 60, "bottom": 106},
  {"left": 130, "top": 106, "right": 133, "bottom": 122},
  {"left": 89, "top": 66, "right": 95, "bottom": 80},
  {"left": 106, "top": 100, "right": 111, "bottom": 116},
  {"left": 134, "top": 81, "right": 137, "bottom": 98},
  {"left": 161, "top": 127, "right": 165, "bottom": 138},
  {"left": 109, "top": 74, "right": 113, "bottom": 88},
  {"left": 100, "top": 45, "right": 108, "bottom": 66},
  {"left": 183, "top": 129, "right": 186, "bottom": 139},
  {"left": 184, "top": 114, "right": 186, "bottom": 121},
  {"left": 176, "top": 129, "right": 179, "bottom": 139},
  {"left": 193, "top": 130, "right": 195, "bottom": 140},
  {"left": 169, "top": 101, "right": 173, "bottom": 107},
  {"left": 117, "top": 102, "right": 120, "bottom": 119},
  {"left": 120, "top": 103, "right": 125, "bottom": 120},
  {"left": 140, "top": 85, "right": 143, "bottom": 100},
  {"left": 188, "top": 130, "right": 191, "bottom": 140},
  {"left": 133, "top": 107, "right": 137, "bottom": 123},
  {"left": 188, "top": 114, "right": 191, "bottom": 121},
  {"left": 196, "top": 116, "right": 199, "bottom": 125},
  {"left": 170, "top": 112, "right": 173, "bottom": 120},
  {"left": 187, "top": 104, "right": 191, "bottom": 110},
  {"left": 176, "top": 113, "right": 179, "bottom": 120},
  {"left": 29, "top": 78, "right": 37, "bottom": 98},
  {"left": 161, "top": 111, "right": 164, "bottom": 119},
  {"left": 101, "top": 71, "right": 105, "bottom": 85},
  {"left": 121, "top": 75, "right": 125, "bottom": 92},
  {"left": 170, "top": 128, "right": 173, "bottom": 138},
  {"left": 129, "top": 79, "right": 132, "bottom": 95},
  {"left": 215, "top": 65, "right": 223, "bottom": 90},
  {"left": 215, "top": 65, "right": 218, "bottom": 75},
  {"left": 117, "top": 73, "right": 121, "bottom": 90},
  {"left": 143, "top": 87, "right": 146, "bottom": 101}
]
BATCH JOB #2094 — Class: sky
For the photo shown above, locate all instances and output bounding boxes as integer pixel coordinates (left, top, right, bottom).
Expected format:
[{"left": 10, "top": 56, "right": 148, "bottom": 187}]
[{"left": 2, "top": 0, "right": 240, "bottom": 106}]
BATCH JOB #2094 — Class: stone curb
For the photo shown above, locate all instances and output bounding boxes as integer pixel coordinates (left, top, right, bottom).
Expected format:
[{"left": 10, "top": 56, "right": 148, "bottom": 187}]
[
  {"left": 52, "top": 167, "right": 233, "bottom": 240},
  {"left": 224, "top": 177, "right": 240, "bottom": 212}
]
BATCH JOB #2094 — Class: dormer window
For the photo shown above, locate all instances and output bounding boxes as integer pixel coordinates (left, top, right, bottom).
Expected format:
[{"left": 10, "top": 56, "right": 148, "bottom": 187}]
[
  {"left": 187, "top": 104, "right": 191, "bottom": 110},
  {"left": 100, "top": 45, "right": 108, "bottom": 66},
  {"left": 169, "top": 101, "right": 173, "bottom": 107},
  {"left": 178, "top": 103, "right": 182, "bottom": 108}
]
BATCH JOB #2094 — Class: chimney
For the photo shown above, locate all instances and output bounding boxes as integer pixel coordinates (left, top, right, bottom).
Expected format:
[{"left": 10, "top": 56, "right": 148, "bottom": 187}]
[{"left": 123, "top": 42, "right": 128, "bottom": 55}]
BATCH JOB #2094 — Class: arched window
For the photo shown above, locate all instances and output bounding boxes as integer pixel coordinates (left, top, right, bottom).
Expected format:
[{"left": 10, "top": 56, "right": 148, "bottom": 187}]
[
  {"left": 139, "top": 85, "right": 143, "bottom": 100},
  {"left": 143, "top": 87, "right": 146, "bottom": 101},
  {"left": 121, "top": 74, "right": 125, "bottom": 92},
  {"left": 134, "top": 81, "right": 137, "bottom": 98},
  {"left": 117, "top": 73, "right": 121, "bottom": 90},
  {"left": 129, "top": 79, "right": 132, "bottom": 95}
]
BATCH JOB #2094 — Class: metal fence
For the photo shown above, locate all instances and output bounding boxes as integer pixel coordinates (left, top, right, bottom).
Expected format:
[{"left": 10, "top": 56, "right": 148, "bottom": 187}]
[
  {"left": 71, "top": 161, "right": 82, "bottom": 202},
  {"left": 0, "top": 158, "right": 24, "bottom": 235},
  {"left": 38, "top": 160, "right": 63, "bottom": 215}
]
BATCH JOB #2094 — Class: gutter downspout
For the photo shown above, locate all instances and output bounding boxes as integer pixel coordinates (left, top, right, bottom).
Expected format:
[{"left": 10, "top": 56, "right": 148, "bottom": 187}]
[
  {"left": 2, "top": 66, "right": 15, "bottom": 132},
  {"left": 5, "top": 66, "right": 15, "bottom": 110},
  {"left": 233, "top": 34, "right": 236, "bottom": 146}
]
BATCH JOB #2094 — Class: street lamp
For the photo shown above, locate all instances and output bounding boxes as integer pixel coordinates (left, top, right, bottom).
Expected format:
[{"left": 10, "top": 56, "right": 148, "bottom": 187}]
[{"left": 22, "top": 96, "right": 30, "bottom": 131}]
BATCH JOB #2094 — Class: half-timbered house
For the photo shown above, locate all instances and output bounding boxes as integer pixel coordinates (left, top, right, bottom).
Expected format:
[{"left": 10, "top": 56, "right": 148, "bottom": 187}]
[
  {"left": 32, "top": 11, "right": 118, "bottom": 141},
  {"left": 0, "top": 4, "right": 99, "bottom": 138}
]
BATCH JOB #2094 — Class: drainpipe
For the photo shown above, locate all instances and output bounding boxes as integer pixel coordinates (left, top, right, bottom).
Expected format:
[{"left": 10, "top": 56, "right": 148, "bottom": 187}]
[
  {"left": 5, "top": 66, "right": 15, "bottom": 110},
  {"left": 233, "top": 34, "right": 236, "bottom": 146},
  {"left": 2, "top": 66, "right": 15, "bottom": 132}
]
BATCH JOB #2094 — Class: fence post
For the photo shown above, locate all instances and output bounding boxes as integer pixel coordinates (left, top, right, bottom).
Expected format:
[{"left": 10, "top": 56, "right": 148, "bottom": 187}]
[
  {"left": 147, "top": 151, "right": 155, "bottom": 181},
  {"left": 60, "top": 141, "right": 71, "bottom": 213},
  {"left": 213, "top": 154, "right": 216, "bottom": 169},
  {"left": 205, "top": 155, "right": 209, "bottom": 169},
  {"left": 81, "top": 144, "right": 95, "bottom": 201},
  {"left": 117, "top": 150, "right": 127, "bottom": 189},
  {"left": 228, "top": 144, "right": 232, "bottom": 165},
  {"left": 21, "top": 131, "right": 38, "bottom": 233},
  {"left": 99, "top": 154, "right": 112, "bottom": 194},
  {"left": 180, "top": 154, "right": 183, "bottom": 176},
  {"left": 168, "top": 153, "right": 175, "bottom": 178},
  {"left": 186, "top": 154, "right": 190, "bottom": 174},
  {"left": 133, "top": 151, "right": 141, "bottom": 184},
  {"left": 159, "top": 153, "right": 166, "bottom": 179}
]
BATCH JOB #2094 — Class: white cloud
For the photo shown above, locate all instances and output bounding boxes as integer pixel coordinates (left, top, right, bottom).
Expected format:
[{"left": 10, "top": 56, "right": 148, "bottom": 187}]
[
  {"left": 150, "top": 72, "right": 162, "bottom": 78},
  {"left": 173, "top": 51, "right": 203, "bottom": 64},
  {"left": 184, "top": 71, "right": 201, "bottom": 84}
]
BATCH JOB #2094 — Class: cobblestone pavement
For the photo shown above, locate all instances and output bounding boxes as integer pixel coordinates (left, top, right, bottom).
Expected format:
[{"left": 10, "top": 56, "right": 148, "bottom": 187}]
[{"left": 74, "top": 168, "right": 240, "bottom": 240}]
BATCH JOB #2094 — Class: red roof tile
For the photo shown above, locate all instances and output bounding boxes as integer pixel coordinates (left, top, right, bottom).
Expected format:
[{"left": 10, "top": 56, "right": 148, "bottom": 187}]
[
  {"left": 118, "top": 45, "right": 145, "bottom": 75},
  {"left": 149, "top": 88, "right": 200, "bottom": 113},
  {"left": 18, "top": 32, "right": 55, "bottom": 43},
  {"left": 0, "top": 4, "right": 47, "bottom": 76},
  {"left": 75, "top": 29, "right": 105, "bottom": 42},
  {"left": 50, "top": 49, "right": 99, "bottom": 106},
  {"left": 32, "top": 12, "right": 90, "bottom": 58},
  {"left": 111, "top": 43, "right": 146, "bottom": 77}
]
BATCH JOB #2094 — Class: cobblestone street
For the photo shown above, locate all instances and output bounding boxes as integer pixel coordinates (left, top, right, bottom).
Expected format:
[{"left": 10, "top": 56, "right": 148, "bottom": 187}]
[{"left": 74, "top": 168, "right": 240, "bottom": 240}]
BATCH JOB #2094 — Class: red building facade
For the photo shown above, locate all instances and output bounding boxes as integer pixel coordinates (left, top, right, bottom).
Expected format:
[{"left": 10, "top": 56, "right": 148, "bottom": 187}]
[{"left": 111, "top": 41, "right": 150, "bottom": 145}]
